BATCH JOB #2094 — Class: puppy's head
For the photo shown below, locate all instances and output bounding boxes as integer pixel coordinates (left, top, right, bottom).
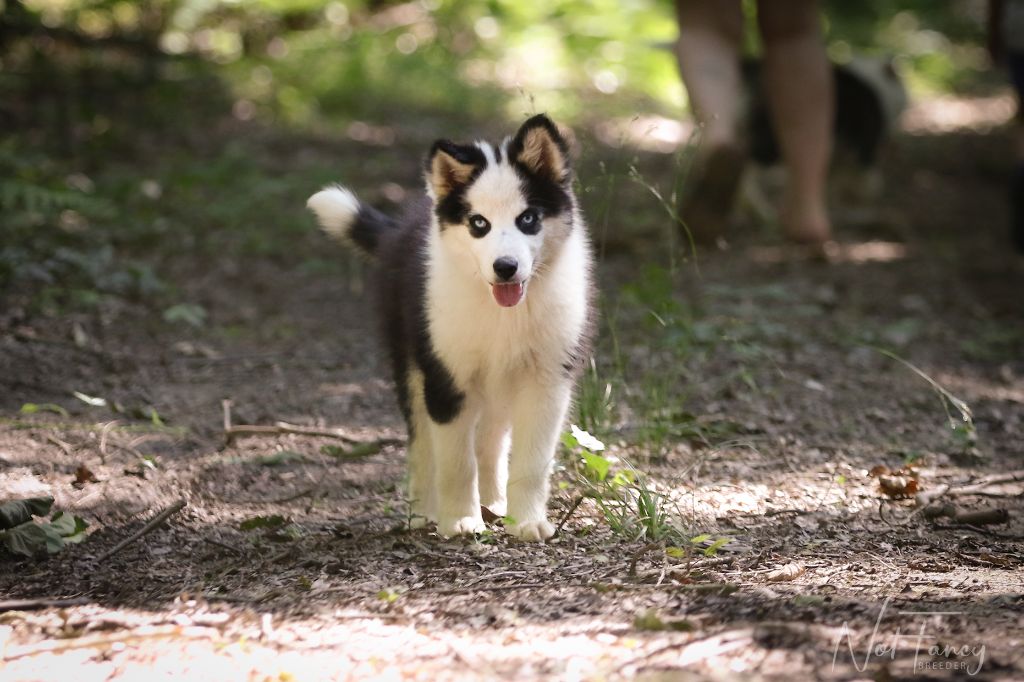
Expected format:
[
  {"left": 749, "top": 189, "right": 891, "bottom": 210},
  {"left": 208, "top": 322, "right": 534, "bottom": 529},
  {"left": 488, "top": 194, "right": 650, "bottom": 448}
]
[{"left": 425, "top": 114, "right": 576, "bottom": 308}]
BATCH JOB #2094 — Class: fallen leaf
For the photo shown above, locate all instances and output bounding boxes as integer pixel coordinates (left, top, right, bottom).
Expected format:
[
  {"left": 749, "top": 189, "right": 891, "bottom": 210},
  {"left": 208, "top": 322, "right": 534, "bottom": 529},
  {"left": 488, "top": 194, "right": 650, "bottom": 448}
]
[
  {"left": 73, "top": 464, "right": 98, "bottom": 488},
  {"left": 878, "top": 474, "right": 919, "bottom": 498},
  {"left": 767, "top": 563, "right": 805, "bottom": 582}
]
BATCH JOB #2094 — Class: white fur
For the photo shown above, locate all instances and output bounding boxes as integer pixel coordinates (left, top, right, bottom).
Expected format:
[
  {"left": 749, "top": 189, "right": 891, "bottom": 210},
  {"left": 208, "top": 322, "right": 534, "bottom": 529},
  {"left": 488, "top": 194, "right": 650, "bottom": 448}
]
[
  {"left": 307, "top": 185, "right": 360, "bottom": 243},
  {"left": 421, "top": 156, "right": 591, "bottom": 540}
]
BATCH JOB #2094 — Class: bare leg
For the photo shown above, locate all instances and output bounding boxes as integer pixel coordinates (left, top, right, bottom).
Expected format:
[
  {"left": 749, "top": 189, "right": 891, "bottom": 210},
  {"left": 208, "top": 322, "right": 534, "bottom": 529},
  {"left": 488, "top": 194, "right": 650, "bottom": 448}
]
[
  {"left": 758, "top": 0, "right": 834, "bottom": 244},
  {"left": 674, "top": 0, "right": 744, "bottom": 148},
  {"left": 506, "top": 381, "right": 571, "bottom": 541},
  {"left": 476, "top": 408, "right": 510, "bottom": 517},
  {"left": 674, "top": 0, "right": 746, "bottom": 242},
  {"left": 432, "top": 405, "right": 484, "bottom": 537}
]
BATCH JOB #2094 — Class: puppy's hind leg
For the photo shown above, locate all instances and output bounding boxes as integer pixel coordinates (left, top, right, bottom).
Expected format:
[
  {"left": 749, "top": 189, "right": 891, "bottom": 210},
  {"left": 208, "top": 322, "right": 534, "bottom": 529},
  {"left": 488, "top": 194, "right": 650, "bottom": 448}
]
[
  {"left": 476, "top": 409, "right": 510, "bottom": 518},
  {"left": 506, "top": 380, "right": 572, "bottom": 541}
]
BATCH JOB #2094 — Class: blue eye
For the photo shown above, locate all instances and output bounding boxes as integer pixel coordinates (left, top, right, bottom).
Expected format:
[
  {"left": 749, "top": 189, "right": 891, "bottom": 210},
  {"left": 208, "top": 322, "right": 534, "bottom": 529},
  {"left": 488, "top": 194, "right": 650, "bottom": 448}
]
[
  {"left": 468, "top": 214, "right": 491, "bottom": 237},
  {"left": 516, "top": 209, "right": 540, "bottom": 234}
]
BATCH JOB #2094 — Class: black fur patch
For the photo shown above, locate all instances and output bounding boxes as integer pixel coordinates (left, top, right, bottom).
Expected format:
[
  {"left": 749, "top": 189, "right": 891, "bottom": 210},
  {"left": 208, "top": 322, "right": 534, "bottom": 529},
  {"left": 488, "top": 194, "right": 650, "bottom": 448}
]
[
  {"left": 416, "top": 340, "right": 465, "bottom": 424},
  {"left": 507, "top": 115, "right": 573, "bottom": 218},
  {"left": 351, "top": 203, "right": 398, "bottom": 255},
  {"left": 427, "top": 141, "right": 487, "bottom": 228},
  {"left": 374, "top": 195, "right": 465, "bottom": 432},
  {"left": 512, "top": 164, "right": 571, "bottom": 218}
]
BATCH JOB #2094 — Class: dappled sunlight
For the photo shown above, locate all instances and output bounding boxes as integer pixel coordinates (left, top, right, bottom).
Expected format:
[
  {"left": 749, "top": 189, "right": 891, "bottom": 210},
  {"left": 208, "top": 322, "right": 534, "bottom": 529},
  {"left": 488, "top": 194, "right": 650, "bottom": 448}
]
[
  {"left": 593, "top": 115, "right": 694, "bottom": 154},
  {"left": 901, "top": 92, "right": 1017, "bottom": 135},
  {"left": 746, "top": 240, "right": 908, "bottom": 265}
]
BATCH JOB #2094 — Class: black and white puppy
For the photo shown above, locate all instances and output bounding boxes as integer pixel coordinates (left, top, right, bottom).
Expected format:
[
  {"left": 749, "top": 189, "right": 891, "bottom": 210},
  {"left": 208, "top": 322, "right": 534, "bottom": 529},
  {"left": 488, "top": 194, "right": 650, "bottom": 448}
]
[{"left": 307, "top": 115, "right": 595, "bottom": 541}]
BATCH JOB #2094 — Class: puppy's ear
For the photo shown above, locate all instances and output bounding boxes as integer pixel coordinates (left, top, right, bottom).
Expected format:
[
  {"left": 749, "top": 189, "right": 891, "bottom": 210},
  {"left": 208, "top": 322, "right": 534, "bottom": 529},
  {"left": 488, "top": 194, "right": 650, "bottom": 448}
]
[
  {"left": 509, "top": 114, "right": 571, "bottom": 184},
  {"left": 426, "top": 140, "right": 484, "bottom": 198}
]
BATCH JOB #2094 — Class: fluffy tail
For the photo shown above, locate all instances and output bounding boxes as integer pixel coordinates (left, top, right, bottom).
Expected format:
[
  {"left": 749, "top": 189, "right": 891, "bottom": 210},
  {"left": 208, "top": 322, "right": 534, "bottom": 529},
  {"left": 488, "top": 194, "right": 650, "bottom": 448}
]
[{"left": 306, "top": 185, "right": 397, "bottom": 257}]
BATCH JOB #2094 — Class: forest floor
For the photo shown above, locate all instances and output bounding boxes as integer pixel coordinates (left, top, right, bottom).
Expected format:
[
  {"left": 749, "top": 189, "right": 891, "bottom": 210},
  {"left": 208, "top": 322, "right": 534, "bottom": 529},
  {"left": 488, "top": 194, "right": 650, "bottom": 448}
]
[{"left": 2, "top": 93, "right": 1024, "bottom": 681}]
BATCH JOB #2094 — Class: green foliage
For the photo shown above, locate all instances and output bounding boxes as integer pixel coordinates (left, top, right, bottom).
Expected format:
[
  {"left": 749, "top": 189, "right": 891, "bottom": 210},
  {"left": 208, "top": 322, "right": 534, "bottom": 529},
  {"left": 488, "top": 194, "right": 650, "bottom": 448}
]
[
  {"left": 0, "top": 498, "right": 89, "bottom": 557},
  {"left": 0, "top": 497, "right": 55, "bottom": 529},
  {"left": 320, "top": 442, "right": 384, "bottom": 459},
  {"left": 19, "top": 403, "right": 70, "bottom": 417},
  {"left": 239, "top": 514, "right": 289, "bottom": 531}
]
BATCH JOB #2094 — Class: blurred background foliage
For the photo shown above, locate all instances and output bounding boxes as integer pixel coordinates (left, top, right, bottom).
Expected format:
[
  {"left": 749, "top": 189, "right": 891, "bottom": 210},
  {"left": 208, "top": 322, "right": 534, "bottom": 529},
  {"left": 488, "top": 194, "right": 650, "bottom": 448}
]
[{"left": 0, "top": 0, "right": 1001, "bottom": 312}]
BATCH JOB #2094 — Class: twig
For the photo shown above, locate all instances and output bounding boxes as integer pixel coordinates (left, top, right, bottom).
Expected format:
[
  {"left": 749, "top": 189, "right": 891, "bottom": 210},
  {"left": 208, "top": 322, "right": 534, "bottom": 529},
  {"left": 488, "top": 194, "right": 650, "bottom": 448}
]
[
  {"left": 0, "top": 597, "right": 90, "bottom": 612},
  {"left": 96, "top": 499, "right": 187, "bottom": 561},
  {"left": 916, "top": 471, "right": 1024, "bottom": 508},
  {"left": 2, "top": 626, "right": 217, "bottom": 662},
  {"left": 415, "top": 583, "right": 548, "bottom": 595},
  {"left": 221, "top": 404, "right": 404, "bottom": 449},
  {"left": 270, "top": 487, "right": 317, "bottom": 504},
  {"left": 221, "top": 399, "right": 232, "bottom": 433},
  {"left": 203, "top": 537, "right": 243, "bottom": 555},
  {"left": 554, "top": 495, "right": 584, "bottom": 536},
  {"left": 45, "top": 434, "right": 73, "bottom": 457},
  {"left": 98, "top": 420, "right": 122, "bottom": 463}
]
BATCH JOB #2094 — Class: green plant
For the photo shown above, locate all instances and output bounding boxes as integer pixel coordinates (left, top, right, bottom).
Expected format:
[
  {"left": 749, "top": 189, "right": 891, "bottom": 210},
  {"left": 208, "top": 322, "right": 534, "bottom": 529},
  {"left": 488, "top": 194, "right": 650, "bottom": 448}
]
[
  {"left": 0, "top": 497, "right": 89, "bottom": 557},
  {"left": 563, "top": 426, "right": 684, "bottom": 542},
  {"left": 873, "top": 347, "right": 977, "bottom": 453}
]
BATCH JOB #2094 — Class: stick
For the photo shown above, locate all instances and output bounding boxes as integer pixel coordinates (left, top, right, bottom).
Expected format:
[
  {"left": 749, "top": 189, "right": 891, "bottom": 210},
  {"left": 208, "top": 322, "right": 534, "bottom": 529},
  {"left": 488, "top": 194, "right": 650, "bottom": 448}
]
[
  {"left": 223, "top": 414, "right": 403, "bottom": 449},
  {"left": 554, "top": 495, "right": 584, "bottom": 536},
  {"left": 0, "top": 597, "right": 90, "bottom": 612},
  {"left": 953, "top": 508, "right": 1009, "bottom": 526},
  {"left": 45, "top": 434, "right": 73, "bottom": 457},
  {"left": 917, "top": 471, "right": 1024, "bottom": 506},
  {"left": 96, "top": 499, "right": 186, "bottom": 561}
]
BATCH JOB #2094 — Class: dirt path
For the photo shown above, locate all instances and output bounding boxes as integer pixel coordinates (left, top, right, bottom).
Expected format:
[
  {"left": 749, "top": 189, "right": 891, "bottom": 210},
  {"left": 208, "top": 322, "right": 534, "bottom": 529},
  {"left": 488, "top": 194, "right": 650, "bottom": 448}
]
[{"left": 2, "top": 103, "right": 1023, "bottom": 680}]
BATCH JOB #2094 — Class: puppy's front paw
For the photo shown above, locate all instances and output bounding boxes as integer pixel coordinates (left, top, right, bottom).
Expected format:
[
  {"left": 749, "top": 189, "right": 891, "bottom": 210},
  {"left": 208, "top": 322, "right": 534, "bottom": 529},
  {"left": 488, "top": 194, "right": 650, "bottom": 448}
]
[
  {"left": 507, "top": 518, "right": 555, "bottom": 541},
  {"left": 437, "top": 515, "right": 485, "bottom": 537}
]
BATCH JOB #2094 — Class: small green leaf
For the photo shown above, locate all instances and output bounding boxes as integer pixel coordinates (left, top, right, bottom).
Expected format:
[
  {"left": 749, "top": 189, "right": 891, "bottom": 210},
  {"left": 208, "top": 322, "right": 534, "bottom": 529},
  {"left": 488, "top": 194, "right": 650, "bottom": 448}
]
[
  {"left": 20, "top": 403, "right": 69, "bottom": 417},
  {"left": 163, "top": 303, "right": 207, "bottom": 328},
  {"left": 0, "top": 497, "right": 55, "bottom": 529},
  {"left": 49, "top": 511, "right": 88, "bottom": 539},
  {"left": 666, "top": 546, "right": 687, "bottom": 559},
  {"left": 320, "top": 442, "right": 382, "bottom": 459},
  {"left": 634, "top": 610, "right": 666, "bottom": 631},
  {"left": 581, "top": 451, "right": 610, "bottom": 482},
  {"left": 376, "top": 589, "right": 400, "bottom": 603},
  {"left": 258, "top": 451, "right": 303, "bottom": 467},
  {"left": 703, "top": 537, "right": 732, "bottom": 557},
  {"left": 239, "top": 514, "right": 288, "bottom": 531},
  {"left": 689, "top": 533, "right": 711, "bottom": 545}
]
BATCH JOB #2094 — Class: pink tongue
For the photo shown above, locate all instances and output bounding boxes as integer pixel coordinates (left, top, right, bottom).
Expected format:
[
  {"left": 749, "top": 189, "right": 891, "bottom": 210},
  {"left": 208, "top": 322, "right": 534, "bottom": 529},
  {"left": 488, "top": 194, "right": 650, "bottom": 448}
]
[{"left": 492, "top": 282, "right": 525, "bottom": 307}]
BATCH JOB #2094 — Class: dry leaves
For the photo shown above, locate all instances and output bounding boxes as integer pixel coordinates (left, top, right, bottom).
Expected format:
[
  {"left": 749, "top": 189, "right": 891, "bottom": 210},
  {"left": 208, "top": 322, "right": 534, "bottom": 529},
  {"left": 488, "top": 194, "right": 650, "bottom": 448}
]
[
  {"left": 869, "top": 464, "right": 919, "bottom": 498},
  {"left": 766, "top": 563, "right": 805, "bottom": 582}
]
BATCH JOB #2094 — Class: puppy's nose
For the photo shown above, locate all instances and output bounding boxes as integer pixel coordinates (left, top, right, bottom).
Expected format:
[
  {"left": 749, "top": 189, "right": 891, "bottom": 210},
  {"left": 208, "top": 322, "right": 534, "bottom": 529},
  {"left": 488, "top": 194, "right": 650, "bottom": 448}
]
[{"left": 492, "top": 256, "right": 518, "bottom": 282}]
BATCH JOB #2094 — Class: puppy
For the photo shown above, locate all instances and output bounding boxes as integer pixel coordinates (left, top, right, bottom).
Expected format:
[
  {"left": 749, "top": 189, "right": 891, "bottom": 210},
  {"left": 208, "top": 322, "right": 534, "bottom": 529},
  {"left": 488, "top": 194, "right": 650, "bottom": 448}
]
[{"left": 307, "top": 115, "right": 595, "bottom": 540}]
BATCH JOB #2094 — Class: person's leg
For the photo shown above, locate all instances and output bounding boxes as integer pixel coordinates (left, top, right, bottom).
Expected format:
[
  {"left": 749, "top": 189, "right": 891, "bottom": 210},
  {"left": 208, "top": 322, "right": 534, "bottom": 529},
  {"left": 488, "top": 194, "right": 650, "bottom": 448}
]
[
  {"left": 674, "top": 0, "right": 746, "bottom": 243},
  {"left": 674, "top": 0, "right": 745, "bottom": 148},
  {"left": 758, "top": 0, "right": 834, "bottom": 244}
]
